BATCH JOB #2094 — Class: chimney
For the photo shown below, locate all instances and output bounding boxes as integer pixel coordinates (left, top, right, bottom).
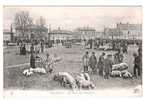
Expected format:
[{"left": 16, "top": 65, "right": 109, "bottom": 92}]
[{"left": 10, "top": 24, "right": 13, "bottom": 33}]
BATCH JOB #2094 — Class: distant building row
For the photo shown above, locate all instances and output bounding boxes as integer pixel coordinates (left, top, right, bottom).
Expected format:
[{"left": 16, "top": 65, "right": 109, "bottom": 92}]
[
  {"left": 3, "top": 22, "right": 142, "bottom": 43},
  {"left": 104, "top": 22, "right": 142, "bottom": 40}
]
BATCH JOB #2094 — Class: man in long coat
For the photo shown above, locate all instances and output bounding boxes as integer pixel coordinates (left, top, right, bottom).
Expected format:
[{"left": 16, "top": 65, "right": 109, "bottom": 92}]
[
  {"left": 82, "top": 51, "right": 89, "bottom": 72},
  {"left": 89, "top": 52, "right": 97, "bottom": 74},
  {"left": 30, "top": 43, "right": 36, "bottom": 68},
  {"left": 133, "top": 53, "right": 141, "bottom": 78},
  {"left": 97, "top": 52, "right": 105, "bottom": 76},
  {"left": 103, "top": 54, "right": 113, "bottom": 79}
]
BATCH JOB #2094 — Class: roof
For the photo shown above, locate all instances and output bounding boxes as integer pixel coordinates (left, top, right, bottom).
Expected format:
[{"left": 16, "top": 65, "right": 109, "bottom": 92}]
[
  {"left": 76, "top": 27, "right": 96, "bottom": 31},
  {"left": 15, "top": 25, "right": 48, "bottom": 32},
  {"left": 3, "top": 29, "right": 13, "bottom": 35},
  {"left": 3, "top": 32, "right": 12, "bottom": 35},
  {"left": 50, "top": 29, "right": 73, "bottom": 35}
]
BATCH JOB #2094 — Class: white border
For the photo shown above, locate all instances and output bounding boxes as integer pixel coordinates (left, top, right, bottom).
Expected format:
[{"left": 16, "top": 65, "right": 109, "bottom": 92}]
[{"left": 1, "top": 0, "right": 143, "bottom": 99}]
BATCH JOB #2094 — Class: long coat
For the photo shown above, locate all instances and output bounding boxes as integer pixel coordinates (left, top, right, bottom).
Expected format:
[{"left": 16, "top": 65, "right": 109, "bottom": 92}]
[
  {"left": 103, "top": 58, "right": 113, "bottom": 74},
  {"left": 89, "top": 55, "right": 97, "bottom": 69},
  {"left": 82, "top": 54, "right": 89, "bottom": 67},
  {"left": 30, "top": 53, "right": 36, "bottom": 68},
  {"left": 98, "top": 55, "right": 104, "bottom": 71}
]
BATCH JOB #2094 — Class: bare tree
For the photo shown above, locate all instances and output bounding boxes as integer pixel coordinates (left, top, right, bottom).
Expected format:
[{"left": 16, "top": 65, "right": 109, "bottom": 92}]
[{"left": 14, "top": 11, "right": 33, "bottom": 36}]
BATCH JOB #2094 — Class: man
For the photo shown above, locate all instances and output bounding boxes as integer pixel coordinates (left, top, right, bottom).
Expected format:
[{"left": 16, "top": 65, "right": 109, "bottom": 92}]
[
  {"left": 97, "top": 52, "right": 105, "bottom": 76},
  {"left": 30, "top": 43, "right": 36, "bottom": 68},
  {"left": 133, "top": 53, "right": 141, "bottom": 78},
  {"left": 22, "top": 44, "right": 26, "bottom": 55},
  {"left": 45, "top": 53, "right": 54, "bottom": 73},
  {"left": 114, "top": 50, "right": 124, "bottom": 64},
  {"left": 41, "top": 42, "right": 44, "bottom": 53},
  {"left": 19, "top": 42, "right": 23, "bottom": 55},
  {"left": 138, "top": 44, "right": 142, "bottom": 78},
  {"left": 138, "top": 44, "right": 142, "bottom": 56},
  {"left": 89, "top": 52, "right": 97, "bottom": 74},
  {"left": 30, "top": 43, "right": 35, "bottom": 54},
  {"left": 103, "top": 54, "right": 113, "bottom": 79},
  {"left": 30, "top": 52, "right": 36, "bottom": 68},
  {"left": 82, "top": 51, "right": 89, "bottom": 73}
]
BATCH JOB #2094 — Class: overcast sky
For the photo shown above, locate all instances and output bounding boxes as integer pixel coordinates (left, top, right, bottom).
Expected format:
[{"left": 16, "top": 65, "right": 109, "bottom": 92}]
[{"left": 3, "top": 6, "right": 143, "bottom": 31}]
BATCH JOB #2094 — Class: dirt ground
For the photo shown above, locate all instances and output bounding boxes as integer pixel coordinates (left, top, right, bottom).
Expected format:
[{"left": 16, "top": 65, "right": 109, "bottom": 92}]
[{"left": 3, "top": 44, "right": 142, "bottom": 90}]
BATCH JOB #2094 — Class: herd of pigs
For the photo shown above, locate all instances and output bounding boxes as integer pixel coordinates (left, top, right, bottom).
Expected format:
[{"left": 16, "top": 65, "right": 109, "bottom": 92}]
[{"left": 22, "top": 62, "right": 133, "bottom": 90}]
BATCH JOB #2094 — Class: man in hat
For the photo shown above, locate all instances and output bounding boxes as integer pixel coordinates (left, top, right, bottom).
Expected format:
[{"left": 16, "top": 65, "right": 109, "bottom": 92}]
[
  {"left": 97, "top": 52, "right": 105, "bottom": 76},
  {"left": 30, "top": 42, "right": 36, "bottom": 68},
  {"left": 82, "top": 51, "right": 90, "bottom": 72},
  {"left": 133, "top": 53, "right": 141, "bottom": 78},
  {"left": 103, "top": 54, "right": 113, "bottom": 79},
  {"left": 30, "top": 51, "right": 36, "bottom": 68},
  {"left": 89, "top": 52, "right": 97, "bottom": 74}
]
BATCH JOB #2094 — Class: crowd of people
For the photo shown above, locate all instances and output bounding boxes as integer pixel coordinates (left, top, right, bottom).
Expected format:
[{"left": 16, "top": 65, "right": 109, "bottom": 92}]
[
  {"left": 17, "top": 38, "right": 142, "bottom": 79},
  {"left": 84, "top": 39, "right": 133, "bottom": 53}
]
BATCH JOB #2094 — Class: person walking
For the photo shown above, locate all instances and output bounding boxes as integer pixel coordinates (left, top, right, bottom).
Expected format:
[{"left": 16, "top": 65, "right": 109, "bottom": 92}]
[
  {"left": 103, "top": 54, "right": 113, "bottom": 79},
  {"left": 89, "top": 52, "right": 97, "bottom": 74},
  {"left": 97, "top": 52, "right": 105, "bottom": 76},
  {"left": 82, "top": 51, "right": 90, "bottom": 73}
]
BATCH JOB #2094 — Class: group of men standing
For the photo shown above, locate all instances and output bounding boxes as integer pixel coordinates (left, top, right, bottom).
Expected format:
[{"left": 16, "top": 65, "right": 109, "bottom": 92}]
[
  {"left": 82, "top": 43, "right": 142, "bottom": 79},
  {"left": 82, "top": 51, "right": 113, "bottom": 79}
]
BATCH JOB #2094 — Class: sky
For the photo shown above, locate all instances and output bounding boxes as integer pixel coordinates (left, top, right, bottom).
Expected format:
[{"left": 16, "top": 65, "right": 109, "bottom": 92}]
[{"left": 3, "top": 6, "right": 143, "bottom": 31}]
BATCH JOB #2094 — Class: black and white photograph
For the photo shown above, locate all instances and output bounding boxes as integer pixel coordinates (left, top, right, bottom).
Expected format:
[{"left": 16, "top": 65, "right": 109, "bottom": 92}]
[{"left": 3, "top": 6, "right": 143, "bottom": 96}]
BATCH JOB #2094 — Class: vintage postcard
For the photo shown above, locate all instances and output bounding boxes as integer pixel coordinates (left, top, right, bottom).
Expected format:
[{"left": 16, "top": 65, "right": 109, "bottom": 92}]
[{"left": 3, "top": 6, "right": 143, "bottom": 96}]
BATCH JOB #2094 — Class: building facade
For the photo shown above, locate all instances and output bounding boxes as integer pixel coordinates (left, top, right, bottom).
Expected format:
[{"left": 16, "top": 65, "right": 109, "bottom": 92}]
[
  {"left": 104, "top": 23, "right": 142, "bottom": 40},
  {"left": 15, "top": 25, "right": 48, "bottom": 41},
  {"left": 104, "top": 28, "right": 123, "bottom": 39},
  {"left": 75, "top": 27, "right": 96, "bottom": 40},
  {"left": 49, "top": 28, "right": 73, "bottom": 41},
  {"left": 116, "top": 23, "right": 142, "bottom": 40}
]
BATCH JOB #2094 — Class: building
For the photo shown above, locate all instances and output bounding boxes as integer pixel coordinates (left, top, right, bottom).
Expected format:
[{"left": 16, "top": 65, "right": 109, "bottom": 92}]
[
  {"left": 48, "top": 27, "right": 73, "bottom": 41},
  {"left": 75, "top": 27, "right": 96, "bottom": 40},
  {"left": 3, "top": 25, "right": 15, "bottom": 43},
  {"left": 104, "top": 28, "right": 123, "bottom": 39},
  {"left": 117, "top": 22, "right": 142, "bottom": 40},
  {"left": 104, "top": 23, "right": 142, "bottom": 40},
  {"left": 15, "top": 25, "right": 48, "bottom": 40}
]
